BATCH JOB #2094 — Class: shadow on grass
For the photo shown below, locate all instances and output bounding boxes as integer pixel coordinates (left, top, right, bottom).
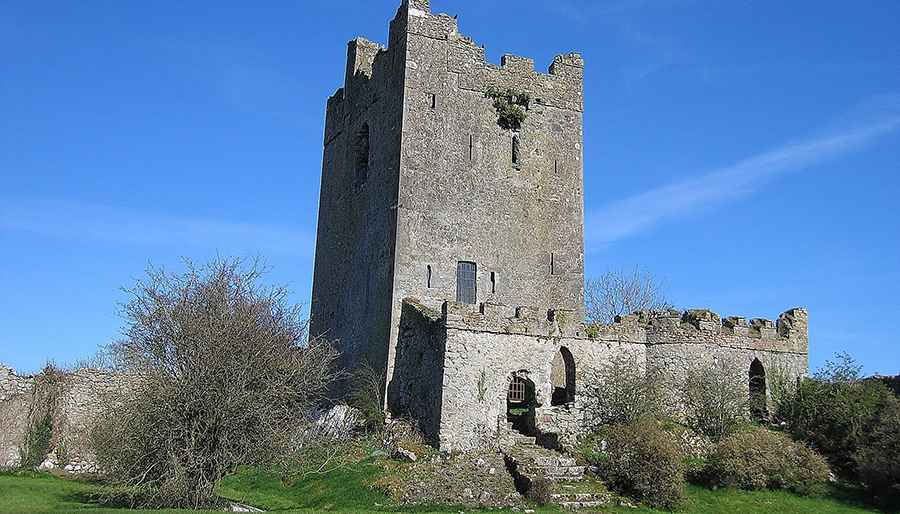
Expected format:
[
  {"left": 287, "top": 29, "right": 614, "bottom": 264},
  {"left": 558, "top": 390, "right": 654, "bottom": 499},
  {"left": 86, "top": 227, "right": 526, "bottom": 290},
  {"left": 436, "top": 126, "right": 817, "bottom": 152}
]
[{"left": 823, "top": 482, "right": 900, "bottom": 514}]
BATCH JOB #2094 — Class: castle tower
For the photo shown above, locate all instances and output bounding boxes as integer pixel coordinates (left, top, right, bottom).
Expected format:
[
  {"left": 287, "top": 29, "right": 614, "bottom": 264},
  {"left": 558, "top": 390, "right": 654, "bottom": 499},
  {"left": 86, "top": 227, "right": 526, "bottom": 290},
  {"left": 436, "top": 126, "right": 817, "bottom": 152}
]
[{"left": 310, "top": 0, "right": 585, "bottom": 398}]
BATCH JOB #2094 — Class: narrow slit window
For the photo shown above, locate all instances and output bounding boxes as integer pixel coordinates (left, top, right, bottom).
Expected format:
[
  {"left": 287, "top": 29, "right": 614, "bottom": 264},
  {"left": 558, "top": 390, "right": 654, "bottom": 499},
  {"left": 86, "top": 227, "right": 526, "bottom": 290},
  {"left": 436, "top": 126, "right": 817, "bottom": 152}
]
[
  {"left": 426, "top": 265, "right": 432, "bottom": 288},
  {"left": 512, "top": 135, "right": 520, "bottom": 167},
  {"left": 456, "top": 261, "right": 476, "bottom": 304},
  {"left": 430, "top": 93, "right": 436, "bottom": 109},
  {"left": 355, "top": 123, "right": 370, "bottom": 184},
  {"left": 468, "top": 135, "right": 473, "bottom": 161},
  {"left": 554, "top": 159, "right": 558, "bottom": 173},
  {"left": 550, "top": 253, "right": 555, "bottom": 275},
  {"left": 490, "top": 271, "right": 496, "bottom": 293}
]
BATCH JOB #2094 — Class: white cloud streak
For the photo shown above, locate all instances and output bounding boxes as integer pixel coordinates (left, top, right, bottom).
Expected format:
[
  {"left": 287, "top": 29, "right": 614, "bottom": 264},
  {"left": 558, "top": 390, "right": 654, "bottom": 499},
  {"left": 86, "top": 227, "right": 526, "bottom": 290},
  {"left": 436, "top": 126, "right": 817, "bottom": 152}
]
[
  {"left": 586, "top": 103, "right": 900, "bottom": 251},
  {"left": 0, "top": 198, "right": 315, "bottom": 258}
]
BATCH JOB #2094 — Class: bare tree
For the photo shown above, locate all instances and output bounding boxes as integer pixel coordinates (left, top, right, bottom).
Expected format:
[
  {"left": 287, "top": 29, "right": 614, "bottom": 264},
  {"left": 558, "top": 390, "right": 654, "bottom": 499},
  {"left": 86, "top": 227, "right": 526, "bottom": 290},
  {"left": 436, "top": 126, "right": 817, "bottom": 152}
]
[
  {"left": 681, "top": 358, "right": 747, "bottom": 440},
  {"left": 585, "top": 264, "right": 673, "bottom": 324},
  {"left": 91, "top": 256, "right": 338, "bottom": 508}
]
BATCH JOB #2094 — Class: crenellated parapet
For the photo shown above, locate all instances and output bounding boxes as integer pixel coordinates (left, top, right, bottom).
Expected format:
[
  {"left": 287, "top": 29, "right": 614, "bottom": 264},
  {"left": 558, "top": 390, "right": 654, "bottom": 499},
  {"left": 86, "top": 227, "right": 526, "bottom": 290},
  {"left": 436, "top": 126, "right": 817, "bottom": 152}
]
[{"left": 614, "top": 307, "right": 808, "bottom": 354}]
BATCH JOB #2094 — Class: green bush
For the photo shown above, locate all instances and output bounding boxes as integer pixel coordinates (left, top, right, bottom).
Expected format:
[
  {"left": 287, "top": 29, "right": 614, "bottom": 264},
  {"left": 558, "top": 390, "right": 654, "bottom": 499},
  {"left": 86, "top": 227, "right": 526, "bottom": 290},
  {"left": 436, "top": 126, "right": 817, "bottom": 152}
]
[
  {"left": 855, "top": 397, "right": 900, "bottom": 500},
  {"left": 586, "top": 420, "right": 684, "bottom": 509},
  {"left": 776, "top": 356, "right": 898, "bottom": 478},
  {"left": 20, "top": 411, "right": 53, "bottom": 469},
  {"left": 705, "top": 427, "right": 829, "bottom": 495}
]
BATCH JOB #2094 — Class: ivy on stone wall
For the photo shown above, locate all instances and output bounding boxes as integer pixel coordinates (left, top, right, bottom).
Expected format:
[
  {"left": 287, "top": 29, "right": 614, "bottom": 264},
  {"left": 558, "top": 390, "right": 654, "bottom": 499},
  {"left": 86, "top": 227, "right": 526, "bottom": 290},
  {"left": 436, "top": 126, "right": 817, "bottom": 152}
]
[{"left": 485, "top": 86, "right": 530, "bottom": 130}]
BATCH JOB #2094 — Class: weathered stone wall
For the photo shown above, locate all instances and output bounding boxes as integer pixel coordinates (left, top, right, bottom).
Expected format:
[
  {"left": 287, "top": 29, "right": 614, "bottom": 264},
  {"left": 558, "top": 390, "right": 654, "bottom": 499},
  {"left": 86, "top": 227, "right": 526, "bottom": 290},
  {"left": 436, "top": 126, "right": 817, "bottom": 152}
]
[
  {"left": 0, "top": 364, "right": 129, "bottom": 472},
  {"left": 0, "top": 364, "right": 33, "bottom": 467},
  {"left": 395, "top": 301, "right": 808, "bottom": 452},
  {"left": 310, "top": 0, "right": 586, "bottom": 402},
  {"left": 388, "top": 299, "right": 447, "bottom": 446}
]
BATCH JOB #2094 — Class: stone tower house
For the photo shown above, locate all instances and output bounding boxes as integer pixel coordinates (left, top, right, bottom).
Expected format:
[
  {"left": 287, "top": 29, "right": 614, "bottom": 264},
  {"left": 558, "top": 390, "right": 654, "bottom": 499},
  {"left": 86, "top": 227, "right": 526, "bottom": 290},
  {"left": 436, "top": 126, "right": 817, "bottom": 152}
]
[
  {"left": 311, "top": 0, "right": 585, "bottom": 394},
  {"left": 311, "top": 1, "right": 808, "bottom": 451}
]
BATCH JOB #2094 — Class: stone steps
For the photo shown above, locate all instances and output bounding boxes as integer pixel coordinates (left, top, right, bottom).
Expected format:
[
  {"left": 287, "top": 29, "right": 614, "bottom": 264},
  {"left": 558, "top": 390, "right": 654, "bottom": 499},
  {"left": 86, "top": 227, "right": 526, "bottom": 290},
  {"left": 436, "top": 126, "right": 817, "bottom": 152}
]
[{"left": 501, "top": 440, "right": 612, "bottom": 510}]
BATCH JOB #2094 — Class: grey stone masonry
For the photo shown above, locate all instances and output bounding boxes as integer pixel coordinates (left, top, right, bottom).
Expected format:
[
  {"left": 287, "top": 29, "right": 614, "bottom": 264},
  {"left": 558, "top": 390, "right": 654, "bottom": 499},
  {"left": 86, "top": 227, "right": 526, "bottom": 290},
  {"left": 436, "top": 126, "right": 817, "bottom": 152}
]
[
  {"left": 310, "top": 0, "right": 585, "bottom": 400},
  {"left": 392, "top": 300, "right": 807, "bottom": 452}
]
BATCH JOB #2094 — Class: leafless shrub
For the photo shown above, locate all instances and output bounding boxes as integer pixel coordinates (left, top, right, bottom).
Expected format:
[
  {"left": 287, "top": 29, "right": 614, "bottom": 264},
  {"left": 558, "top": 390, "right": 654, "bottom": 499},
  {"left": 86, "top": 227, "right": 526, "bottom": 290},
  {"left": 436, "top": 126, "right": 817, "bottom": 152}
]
[
  {"left": 91, "top": 256, "right": 338, "bottom": 509},
  {"left": 582, "top": 351, "right": 668, "bottom": 428},
  {"left": 681, "top": 358, "right": 747, "bottom": 441}
]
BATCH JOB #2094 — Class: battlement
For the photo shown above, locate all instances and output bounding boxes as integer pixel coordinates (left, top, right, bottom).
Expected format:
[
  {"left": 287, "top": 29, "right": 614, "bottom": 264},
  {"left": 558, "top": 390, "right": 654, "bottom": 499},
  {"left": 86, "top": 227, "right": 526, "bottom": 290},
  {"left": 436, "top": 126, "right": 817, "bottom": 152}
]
[
  {"left": 401, "top": 299, "right": 808, "bottom": 356},
  {"left": 615, "top": 307, "right": 808, "bottom": 353}
]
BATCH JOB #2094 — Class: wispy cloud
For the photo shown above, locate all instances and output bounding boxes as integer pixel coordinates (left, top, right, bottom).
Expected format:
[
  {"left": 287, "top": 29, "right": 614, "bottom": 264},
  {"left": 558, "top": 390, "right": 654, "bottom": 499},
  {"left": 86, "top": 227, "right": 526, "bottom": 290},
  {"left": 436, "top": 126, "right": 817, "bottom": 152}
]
[
  {"left": 586, "top": 97, "right": 900, "bottom": 250},
  {"left": 0, "top": 198, "right": 315, "bottom": 258}
]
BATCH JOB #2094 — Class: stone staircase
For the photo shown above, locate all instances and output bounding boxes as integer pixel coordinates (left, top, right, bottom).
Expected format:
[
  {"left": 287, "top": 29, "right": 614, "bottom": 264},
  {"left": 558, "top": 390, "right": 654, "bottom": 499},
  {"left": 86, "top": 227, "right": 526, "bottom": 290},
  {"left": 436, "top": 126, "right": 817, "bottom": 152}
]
[{"left": 501, "top": 429, "right": 612, "bottom": 510}]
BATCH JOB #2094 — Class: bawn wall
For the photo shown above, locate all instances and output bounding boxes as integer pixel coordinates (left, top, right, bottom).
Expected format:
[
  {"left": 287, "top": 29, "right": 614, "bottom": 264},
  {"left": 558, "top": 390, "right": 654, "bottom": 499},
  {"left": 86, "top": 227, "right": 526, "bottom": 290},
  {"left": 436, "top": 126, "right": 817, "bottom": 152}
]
[{"left": 393, "top": 300, "right": 808, "bottom": 452}]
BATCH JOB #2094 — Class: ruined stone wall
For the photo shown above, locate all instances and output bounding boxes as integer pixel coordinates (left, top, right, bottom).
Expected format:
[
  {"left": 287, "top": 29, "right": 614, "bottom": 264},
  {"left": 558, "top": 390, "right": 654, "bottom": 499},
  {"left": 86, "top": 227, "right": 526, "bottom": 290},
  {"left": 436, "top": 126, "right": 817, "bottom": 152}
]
[
  {"left": 0, "top": 364, "right": 33, "bottom": 468},
  {"left": 0, "top": 364, "right": 130, "bottom": 472},
  {"left": 396, "top": 301, "right": 809, "bottom": 452},
  {"left": 387, "top": 300, "right": 447, "bottom": 446}
]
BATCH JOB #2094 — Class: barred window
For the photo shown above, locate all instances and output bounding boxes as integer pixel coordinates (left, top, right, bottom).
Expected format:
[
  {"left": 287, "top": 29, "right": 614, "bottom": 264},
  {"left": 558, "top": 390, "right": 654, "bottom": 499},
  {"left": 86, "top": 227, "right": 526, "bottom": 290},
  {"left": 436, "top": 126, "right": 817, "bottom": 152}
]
[
  {"left": 508, "top": 377, "right": 526, "bottom": 403},
  {"left": 456, "top": 261, "right": 476, "bottom": 304}
]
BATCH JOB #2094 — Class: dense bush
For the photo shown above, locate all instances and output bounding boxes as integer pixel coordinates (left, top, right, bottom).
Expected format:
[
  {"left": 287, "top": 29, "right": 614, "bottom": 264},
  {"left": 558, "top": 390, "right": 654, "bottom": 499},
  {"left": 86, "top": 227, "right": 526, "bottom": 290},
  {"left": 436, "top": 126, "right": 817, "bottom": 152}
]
[
  {"left": 705, "top": 427, "right": 829, "bottom": 495},
  {"left": 525, "top": 476, "right": 552, "bottom": 505},
  {"left": 585, "top": 421, "right": 684, "bottom": 509},
  {"left": 776, "top": 353, "right": 899, "bottom": 480},
  {"left": 855, "top": 397, "right": 900, "bottom": 500}
]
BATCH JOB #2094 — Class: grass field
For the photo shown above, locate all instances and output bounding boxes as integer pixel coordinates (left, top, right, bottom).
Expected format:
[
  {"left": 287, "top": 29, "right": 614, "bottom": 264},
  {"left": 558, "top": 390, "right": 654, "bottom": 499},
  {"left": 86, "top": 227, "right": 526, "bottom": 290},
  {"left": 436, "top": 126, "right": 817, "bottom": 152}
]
[{"left": 1, "top": 468, "right": 894, "bottom": 514}]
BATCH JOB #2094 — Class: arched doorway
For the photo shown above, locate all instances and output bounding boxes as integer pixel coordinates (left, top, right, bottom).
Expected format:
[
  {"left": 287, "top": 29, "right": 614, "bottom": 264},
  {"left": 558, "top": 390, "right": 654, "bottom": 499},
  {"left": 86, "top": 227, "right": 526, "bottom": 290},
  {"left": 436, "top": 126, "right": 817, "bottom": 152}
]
[
  {"left": 749, "top": 358, "right": 767, "bottom": 421},
  {"left": 507, "top": 375, "right": 536, "bottom": 435},
  {"left": 551, "top": 347, "right": 576, "bottom": 406}
]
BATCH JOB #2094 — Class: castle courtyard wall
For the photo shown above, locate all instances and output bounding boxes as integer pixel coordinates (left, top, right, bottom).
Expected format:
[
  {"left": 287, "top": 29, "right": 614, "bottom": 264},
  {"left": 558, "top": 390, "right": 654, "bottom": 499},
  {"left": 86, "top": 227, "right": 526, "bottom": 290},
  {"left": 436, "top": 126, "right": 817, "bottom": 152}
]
[{"left": 396, "top": 300, "right": 809, "bottom": 452}]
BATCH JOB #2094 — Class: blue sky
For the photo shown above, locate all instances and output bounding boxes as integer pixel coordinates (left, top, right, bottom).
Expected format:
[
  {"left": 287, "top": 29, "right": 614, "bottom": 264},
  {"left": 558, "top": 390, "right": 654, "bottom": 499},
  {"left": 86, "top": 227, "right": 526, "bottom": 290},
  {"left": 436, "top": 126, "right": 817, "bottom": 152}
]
[{"left": 1, "top": 0, "right": 898, "bottom": 376}]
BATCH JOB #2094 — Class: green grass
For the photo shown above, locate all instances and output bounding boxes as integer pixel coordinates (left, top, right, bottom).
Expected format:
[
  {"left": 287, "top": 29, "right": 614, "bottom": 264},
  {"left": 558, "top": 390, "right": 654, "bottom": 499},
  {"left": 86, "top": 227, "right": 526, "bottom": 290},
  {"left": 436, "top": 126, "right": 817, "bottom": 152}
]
[
  {"left": 0, "top": 471, "right": 221, "bottom": 514},
  {"left": 1, "top": 470, "right": 893, "bottom": 514},
  {"left": 603, "top": 483, "right": 894, "bottom": 514}
]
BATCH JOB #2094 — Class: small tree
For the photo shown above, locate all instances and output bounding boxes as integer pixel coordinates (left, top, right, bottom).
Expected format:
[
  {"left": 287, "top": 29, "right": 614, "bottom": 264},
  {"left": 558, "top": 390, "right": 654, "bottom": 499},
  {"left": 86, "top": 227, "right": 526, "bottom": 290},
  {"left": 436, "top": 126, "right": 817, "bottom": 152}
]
[
  {"left": 585, "top": 265, "right": 673, "bottom": 324},
  {"left": 92, "top": 257, "right": 338, "bottom": 508},
  {"left": 582, "top": 352, "right": 667, "bottom": 428},
  {"left": 681, "top": 358, "right": 747, "bottom": 441}
]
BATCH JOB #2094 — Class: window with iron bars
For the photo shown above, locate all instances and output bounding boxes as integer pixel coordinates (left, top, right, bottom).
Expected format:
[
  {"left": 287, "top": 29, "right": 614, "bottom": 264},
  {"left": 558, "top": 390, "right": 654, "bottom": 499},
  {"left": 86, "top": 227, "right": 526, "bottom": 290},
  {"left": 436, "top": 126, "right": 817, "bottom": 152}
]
[{"left": 508, "top": 377, "right": 526, "bottom": 403}]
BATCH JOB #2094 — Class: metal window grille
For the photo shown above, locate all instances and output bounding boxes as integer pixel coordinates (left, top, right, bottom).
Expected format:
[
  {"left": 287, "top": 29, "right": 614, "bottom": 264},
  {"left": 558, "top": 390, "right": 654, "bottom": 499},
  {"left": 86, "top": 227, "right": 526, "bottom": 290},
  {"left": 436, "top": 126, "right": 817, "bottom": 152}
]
[
  {"left": 508, "top": 378, "right": 526, "bottom": 403},
  {"left": 456, "top": 261, "right": 476, "bottom": 304}
]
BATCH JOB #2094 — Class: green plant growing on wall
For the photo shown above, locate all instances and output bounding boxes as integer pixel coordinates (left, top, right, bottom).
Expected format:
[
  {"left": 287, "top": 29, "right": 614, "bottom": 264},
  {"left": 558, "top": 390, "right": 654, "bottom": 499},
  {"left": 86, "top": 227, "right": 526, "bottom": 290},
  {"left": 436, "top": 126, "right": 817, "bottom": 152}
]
[
  {"left": 556, "top": 311, "right": 570, "bottom": 334},
  {"left": 485, "top": 86, "right": 529, "bottom": 130},
  {"left": 55, "top": 442, "right": 67, "bottom": 467},
  {"left": 20, "top": 411, "right": 52, "bottom": 469},
  {"left": 476, "top": 369, "right": 488, "bottom": 402},
  {"left": 585, "top": 324, "right": 600, "bottom": 340}
]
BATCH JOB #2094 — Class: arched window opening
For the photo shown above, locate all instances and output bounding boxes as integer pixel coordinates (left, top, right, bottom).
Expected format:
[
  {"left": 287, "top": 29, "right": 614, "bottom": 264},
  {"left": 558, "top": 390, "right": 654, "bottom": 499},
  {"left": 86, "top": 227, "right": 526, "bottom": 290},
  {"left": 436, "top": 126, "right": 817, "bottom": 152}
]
[
  {"left": 749, "top": 358, "right": 767, "bottom": 421},
  {"left": 507, "top": 375, "right": 536, "bottom": 435},
  {"left": 551, "top": 347, "right": 576, "bottom": 406},
  {"left": 355, "top": 123, "right": 370, "bottom": 184}
]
